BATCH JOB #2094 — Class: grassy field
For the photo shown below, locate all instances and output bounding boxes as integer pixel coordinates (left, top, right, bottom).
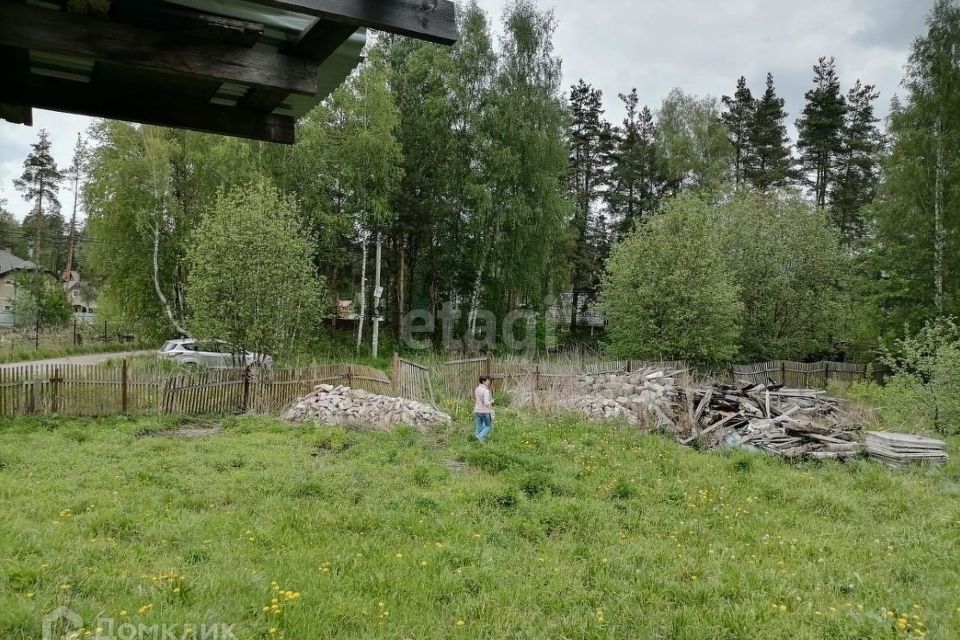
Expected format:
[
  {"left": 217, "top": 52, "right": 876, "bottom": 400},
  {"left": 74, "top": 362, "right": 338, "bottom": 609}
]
[{"left": 0, "top": 411, "right": 958, "bottom": 639}]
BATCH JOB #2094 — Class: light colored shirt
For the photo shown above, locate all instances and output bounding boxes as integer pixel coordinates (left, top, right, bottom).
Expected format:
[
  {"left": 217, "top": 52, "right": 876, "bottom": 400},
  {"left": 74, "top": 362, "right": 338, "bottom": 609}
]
[{"left": 474, "top": 384, "right": 493, "bottom": 414}]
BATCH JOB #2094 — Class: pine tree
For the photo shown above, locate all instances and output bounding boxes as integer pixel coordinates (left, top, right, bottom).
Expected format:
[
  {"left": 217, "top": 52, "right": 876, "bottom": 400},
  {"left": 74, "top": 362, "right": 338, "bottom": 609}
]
[
  {"left": 13, "top": 129, "right": 64, "bottom": 268},
  {"left": 745, "top": 73, "right": 796, "bottom": 192},
  {"left": 568, "top": 79, "right": 612, "bottom": 329},
  {"left": 796, "top": 57, "right": 846, "bottom": 208},
  {"left": 832, "top": 80, "right": 883, "bottom": 245},
  {"left": 608, "top": 90, "right": 661, "bottom": 233},
  {"left": 64, "top": 133, "right": 89, "bottom": 275},
  {"left": 721, "top": 76, "right": 755, "bottom": 188}
]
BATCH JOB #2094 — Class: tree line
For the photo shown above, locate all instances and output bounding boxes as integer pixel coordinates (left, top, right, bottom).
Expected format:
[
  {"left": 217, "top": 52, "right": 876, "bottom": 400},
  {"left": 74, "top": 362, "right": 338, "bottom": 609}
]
[{"left": 2, "top": 0, "right": 958, "bottom": 364}]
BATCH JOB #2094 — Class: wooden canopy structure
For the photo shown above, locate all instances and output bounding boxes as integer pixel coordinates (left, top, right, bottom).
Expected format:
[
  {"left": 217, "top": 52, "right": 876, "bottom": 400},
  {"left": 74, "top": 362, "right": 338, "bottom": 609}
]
[{"left": 0, "top": 0, "right": 457, "bottom": 144}]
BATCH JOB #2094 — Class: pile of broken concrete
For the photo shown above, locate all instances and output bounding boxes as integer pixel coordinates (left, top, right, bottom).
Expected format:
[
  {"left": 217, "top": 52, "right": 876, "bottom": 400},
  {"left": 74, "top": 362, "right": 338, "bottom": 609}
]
[
  {"left": 284, "top": 384, "right": 452, "bottom": 432},
  {"left": 513, "top": 366, "right": 680, "bottom": 427}
]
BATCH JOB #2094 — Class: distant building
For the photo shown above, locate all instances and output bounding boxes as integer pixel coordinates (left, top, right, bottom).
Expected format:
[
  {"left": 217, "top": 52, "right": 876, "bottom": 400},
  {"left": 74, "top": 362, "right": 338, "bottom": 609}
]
[
  {"left": 61, "top": 270, "right": 98, "bottom": 314},
  {"left": 0, "top": 248, "right": 53, "bottom": 310},
  {"left": 0, "top": 249, "right": 61, "bottom": 327}
]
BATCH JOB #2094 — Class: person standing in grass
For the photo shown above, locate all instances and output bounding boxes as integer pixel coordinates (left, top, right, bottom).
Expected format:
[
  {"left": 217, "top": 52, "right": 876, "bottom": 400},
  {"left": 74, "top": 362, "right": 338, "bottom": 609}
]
[{"left": 474, "top": 375, "right": 494, "bottom": 442}]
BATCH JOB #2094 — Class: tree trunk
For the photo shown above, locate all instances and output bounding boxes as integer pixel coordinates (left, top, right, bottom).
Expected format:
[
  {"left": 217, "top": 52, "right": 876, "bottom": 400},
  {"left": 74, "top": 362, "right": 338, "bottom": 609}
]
[
  {"left": 396, "top": 240, "right": 406, "bottom": 338},
  {"left": 153, "top": 222, "right": 190, "bottom": 337},
  {"left": 933, "top": 118, "right": 945, "bottom": 314},
  {"left": 66, "top": 170, "right": 79, "bottom": 275},
  {"left": 355, "top": 232, "right": 369, "bottom": 351},
  {"left": 371, "top": 231, "right": 383, "bottom": 358}
]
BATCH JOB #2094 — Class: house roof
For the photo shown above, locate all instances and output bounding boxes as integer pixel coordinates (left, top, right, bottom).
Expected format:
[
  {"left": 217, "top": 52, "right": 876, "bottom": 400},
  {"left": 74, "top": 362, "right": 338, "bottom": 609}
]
[
  {"left": 0, "top": 0, "right": 456, "bottom": 144},
  {"left": 0, "top": 249, "right": 41, "bottom": 276}
]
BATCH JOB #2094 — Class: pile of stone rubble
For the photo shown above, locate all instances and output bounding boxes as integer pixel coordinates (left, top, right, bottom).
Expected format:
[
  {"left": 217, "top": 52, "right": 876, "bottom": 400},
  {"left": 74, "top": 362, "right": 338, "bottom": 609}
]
[
  {"left": 283, "top": 384, "right": 452, "bottom": 431},
  {"left": 513, "top": 366, "right": 680, "bottom": 427}
]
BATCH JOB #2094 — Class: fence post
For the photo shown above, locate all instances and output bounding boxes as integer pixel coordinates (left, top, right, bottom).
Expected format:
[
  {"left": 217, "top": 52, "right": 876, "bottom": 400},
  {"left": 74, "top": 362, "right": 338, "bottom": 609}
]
[
  {"left": 241, "top": 365, "right": 251, "bottom": 412},
  {"left": 824, "top": 360, "right": 831, "bottom": 385},
  {"left": 51, "top": 366, "right": 60, "bottom": 413},
  {"left": 103, "top": 320, "right": 107, "bottom": 343},
  {"left": 533, "top": 364, "right": 540, "bottom": 410},
  {"left": 392, "top": 352, "right": 400, "bottom": 396},
  {"left": 121, "top": 359, "right": 128, "bottom": 413},
  {"left": 780, "top": 360, "right": 786, "bottom": 386},
  {"left": 346, "top": 365, "right": 353, "bottom": 388}
]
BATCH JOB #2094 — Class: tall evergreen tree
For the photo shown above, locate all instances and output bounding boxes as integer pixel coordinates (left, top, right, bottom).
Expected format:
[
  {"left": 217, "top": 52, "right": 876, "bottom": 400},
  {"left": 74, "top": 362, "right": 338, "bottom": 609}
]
[
  {"left": 567, "top": 79, "right": 612, "bottom": 329},
  {"left": 745, "top": 73, "right": 796, "bottom": 192},
  {"left": 13, "top": 129, "right": 64, "bottom": 268},
  {"left": 721, "top": 76, "right": 755, "bottom": 188},
  {"left": 64, "top": 133, "right": 89, "bottom": 275},
  {"left": 832, "top": 80, "right": 883, "bottom": 245},
  {"left": 608, "top": 90, "right": 661, "bottom": 233},
  {"left": 867, "top": 0, "right": 960, "bottom": 328},
  {"left": 796, "top": 57, "right": 846, "bottom": 208}
]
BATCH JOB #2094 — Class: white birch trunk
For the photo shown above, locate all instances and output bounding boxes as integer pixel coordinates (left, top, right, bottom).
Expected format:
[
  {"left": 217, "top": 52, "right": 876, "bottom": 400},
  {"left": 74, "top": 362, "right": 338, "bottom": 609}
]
[
  {"left": 371, "top": 231, "right": 383, "bottom": 358},
  {"left": 355, "top": 232, "right": 369, "bottom": 351},
  {"left": 933, "top": 118, "right": 945, "bottom": 315},
  {"left": 153, "top": 222, "right": 190, "bottom": 337}
]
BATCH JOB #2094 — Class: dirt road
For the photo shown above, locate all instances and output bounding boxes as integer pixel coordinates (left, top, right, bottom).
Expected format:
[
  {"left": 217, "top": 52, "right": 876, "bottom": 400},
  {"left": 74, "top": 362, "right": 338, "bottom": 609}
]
[{"left": 0, "top": 350, "right": 153, "bottom": 369}]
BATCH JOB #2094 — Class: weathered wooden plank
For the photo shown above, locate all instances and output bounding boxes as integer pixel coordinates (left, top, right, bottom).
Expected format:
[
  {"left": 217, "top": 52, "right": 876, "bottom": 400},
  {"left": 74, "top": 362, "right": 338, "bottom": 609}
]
[
  {"left": 109, "top": 0, "right": 266, "bottom": 47},
  {"left": 0, "top": 74, "right": 296, "bottom": 144},
  {"left": 0, "top": 2, "right": 317, "bottom": 95},
  {"left": 247, "top": 0, "right": 457, "bottom": 44}
]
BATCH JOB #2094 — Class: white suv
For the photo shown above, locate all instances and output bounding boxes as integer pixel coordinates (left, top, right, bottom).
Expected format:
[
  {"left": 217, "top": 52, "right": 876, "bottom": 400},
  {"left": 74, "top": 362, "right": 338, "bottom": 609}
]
[{"left": 157, "top": 339, "right": 273, "bottom": 369}]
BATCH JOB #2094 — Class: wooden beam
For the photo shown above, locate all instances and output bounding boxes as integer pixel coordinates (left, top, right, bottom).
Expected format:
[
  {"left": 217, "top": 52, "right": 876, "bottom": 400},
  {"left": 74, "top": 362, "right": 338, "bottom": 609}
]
[
  {"left": 0, "top": 45, "right": 32, "bottom": 126},
  {"left": 0, "top": 2, "right": 317, "bottom": 96},
  {"left": 240, "top": 18, "right": 357, "bottom": 112},
  {"left": 0, "top": 74, "right": 295, "bottom": 144},
  {"left": 109, "top": 0, "right": 265, "bottom": 47},
  {"left": 246, "top": 0, "right": 457, "bottom": 45}
]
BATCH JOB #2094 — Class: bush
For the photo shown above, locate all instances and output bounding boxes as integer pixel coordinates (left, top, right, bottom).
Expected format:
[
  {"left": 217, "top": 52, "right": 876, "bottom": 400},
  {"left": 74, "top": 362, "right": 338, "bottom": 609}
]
[
  {"left": 878, "top": 317, "right": 960, "bottom": 435},
  {"left": 600, "top": 193, "right": 743, "bottom": 363}
]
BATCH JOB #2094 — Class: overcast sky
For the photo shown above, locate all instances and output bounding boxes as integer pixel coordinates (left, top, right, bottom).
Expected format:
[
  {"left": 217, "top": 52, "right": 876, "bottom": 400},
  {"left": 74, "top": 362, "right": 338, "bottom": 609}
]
[{"left": 0, "top": 0, "right": 934, "bottom": 221}]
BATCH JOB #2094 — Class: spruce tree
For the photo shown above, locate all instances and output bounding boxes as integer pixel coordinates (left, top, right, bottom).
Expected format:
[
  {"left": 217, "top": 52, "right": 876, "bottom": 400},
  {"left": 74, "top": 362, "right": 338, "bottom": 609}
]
[
  {"left": 745, "top": 73, "right": 796, "bottom": 192},
  {"left": 832, "top": 80, "right": 883, "bottom": 245},
  {"left": 567, "top": 79, "right": 612, "bottom": 330},
  {"left": 721, "top": 76, "right": 755, "bottom": 188},
  {"left": 608, "top": 90, "right": 661, "bottom": 233},
  {"left": 13, "top": 129, "right": 64, "bottom": 268},
  {"left": 796, "top": 57, "right": 846, "bottom": 208}
]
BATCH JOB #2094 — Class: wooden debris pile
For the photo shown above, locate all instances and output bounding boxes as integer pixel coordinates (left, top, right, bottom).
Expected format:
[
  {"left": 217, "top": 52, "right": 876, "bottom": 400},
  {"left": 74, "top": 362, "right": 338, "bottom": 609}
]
[
  {"left": 677, "top": 382, "right": 864, "bottom": 460},
  {"left": 865, "top": 431, "right": 948, "bottom": 468},
  {"left": 284, "top": 384, "right": 452, "bottom": 432}
]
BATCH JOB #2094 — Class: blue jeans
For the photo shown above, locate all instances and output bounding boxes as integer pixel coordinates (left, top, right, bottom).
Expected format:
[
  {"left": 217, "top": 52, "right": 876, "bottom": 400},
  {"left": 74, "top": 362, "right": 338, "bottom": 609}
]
[{"left": 474, "top": 412, "right": 492, "bottom": 442}]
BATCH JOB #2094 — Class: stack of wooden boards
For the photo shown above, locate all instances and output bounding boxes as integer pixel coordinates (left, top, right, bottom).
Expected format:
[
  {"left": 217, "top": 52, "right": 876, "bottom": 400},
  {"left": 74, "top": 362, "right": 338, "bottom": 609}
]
[
  {"left": 679, "top": 382, "right": 863, "bottom": 460},
  {"left": 865, "top": 431, "right": 949, "bottom": 468}
]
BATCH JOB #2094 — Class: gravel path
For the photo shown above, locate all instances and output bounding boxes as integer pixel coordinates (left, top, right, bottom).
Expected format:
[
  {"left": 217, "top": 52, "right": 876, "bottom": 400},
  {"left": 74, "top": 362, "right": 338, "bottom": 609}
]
[{"left": 0, "top": 350, "right": 153, "bottom": 369}]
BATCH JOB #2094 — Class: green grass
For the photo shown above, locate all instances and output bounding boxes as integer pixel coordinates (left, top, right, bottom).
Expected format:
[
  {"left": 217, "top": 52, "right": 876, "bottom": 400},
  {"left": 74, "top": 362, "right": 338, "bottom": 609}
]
[
  {"left": 0, "top": 342, "right": 151, "bottom": 365},
  {"left": 0, "top": 411, "right": 958, "bottom": 639}
]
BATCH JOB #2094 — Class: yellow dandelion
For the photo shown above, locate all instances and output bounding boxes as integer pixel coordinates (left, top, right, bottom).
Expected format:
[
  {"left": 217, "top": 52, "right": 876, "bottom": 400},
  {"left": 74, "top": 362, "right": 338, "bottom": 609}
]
[{"left": 456, "top": 620, "right": 465, "bottom": 627}]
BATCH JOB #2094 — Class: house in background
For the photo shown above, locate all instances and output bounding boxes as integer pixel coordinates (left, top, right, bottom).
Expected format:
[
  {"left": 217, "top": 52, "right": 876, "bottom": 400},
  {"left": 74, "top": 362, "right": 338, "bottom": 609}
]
[
  {"left": 0, "top": 248, "right": 58, "bottom": 326},
  {"left": 61, "top": 270, "right": 97, "bottom": 314}
]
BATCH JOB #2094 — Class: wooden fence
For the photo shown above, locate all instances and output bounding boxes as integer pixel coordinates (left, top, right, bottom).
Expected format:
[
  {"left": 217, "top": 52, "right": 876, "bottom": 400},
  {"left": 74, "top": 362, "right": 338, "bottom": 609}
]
[
  {"left": 392, "top": 355, "right": 435, "bottom": 405},
  {"left": 730, "top": 360, "right": 876, "bottom": 387},
  {"left": 440, "top": 356, "right": 690, "bottom": 400},
  {"left": 0, "top": 361, "right": 392, "bottom": 418}
]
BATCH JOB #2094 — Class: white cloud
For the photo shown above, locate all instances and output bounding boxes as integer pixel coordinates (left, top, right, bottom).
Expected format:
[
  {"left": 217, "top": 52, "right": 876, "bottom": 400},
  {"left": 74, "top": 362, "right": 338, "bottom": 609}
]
[{"left": 0, "top": 0, "right": 933, "bottom": 215}]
